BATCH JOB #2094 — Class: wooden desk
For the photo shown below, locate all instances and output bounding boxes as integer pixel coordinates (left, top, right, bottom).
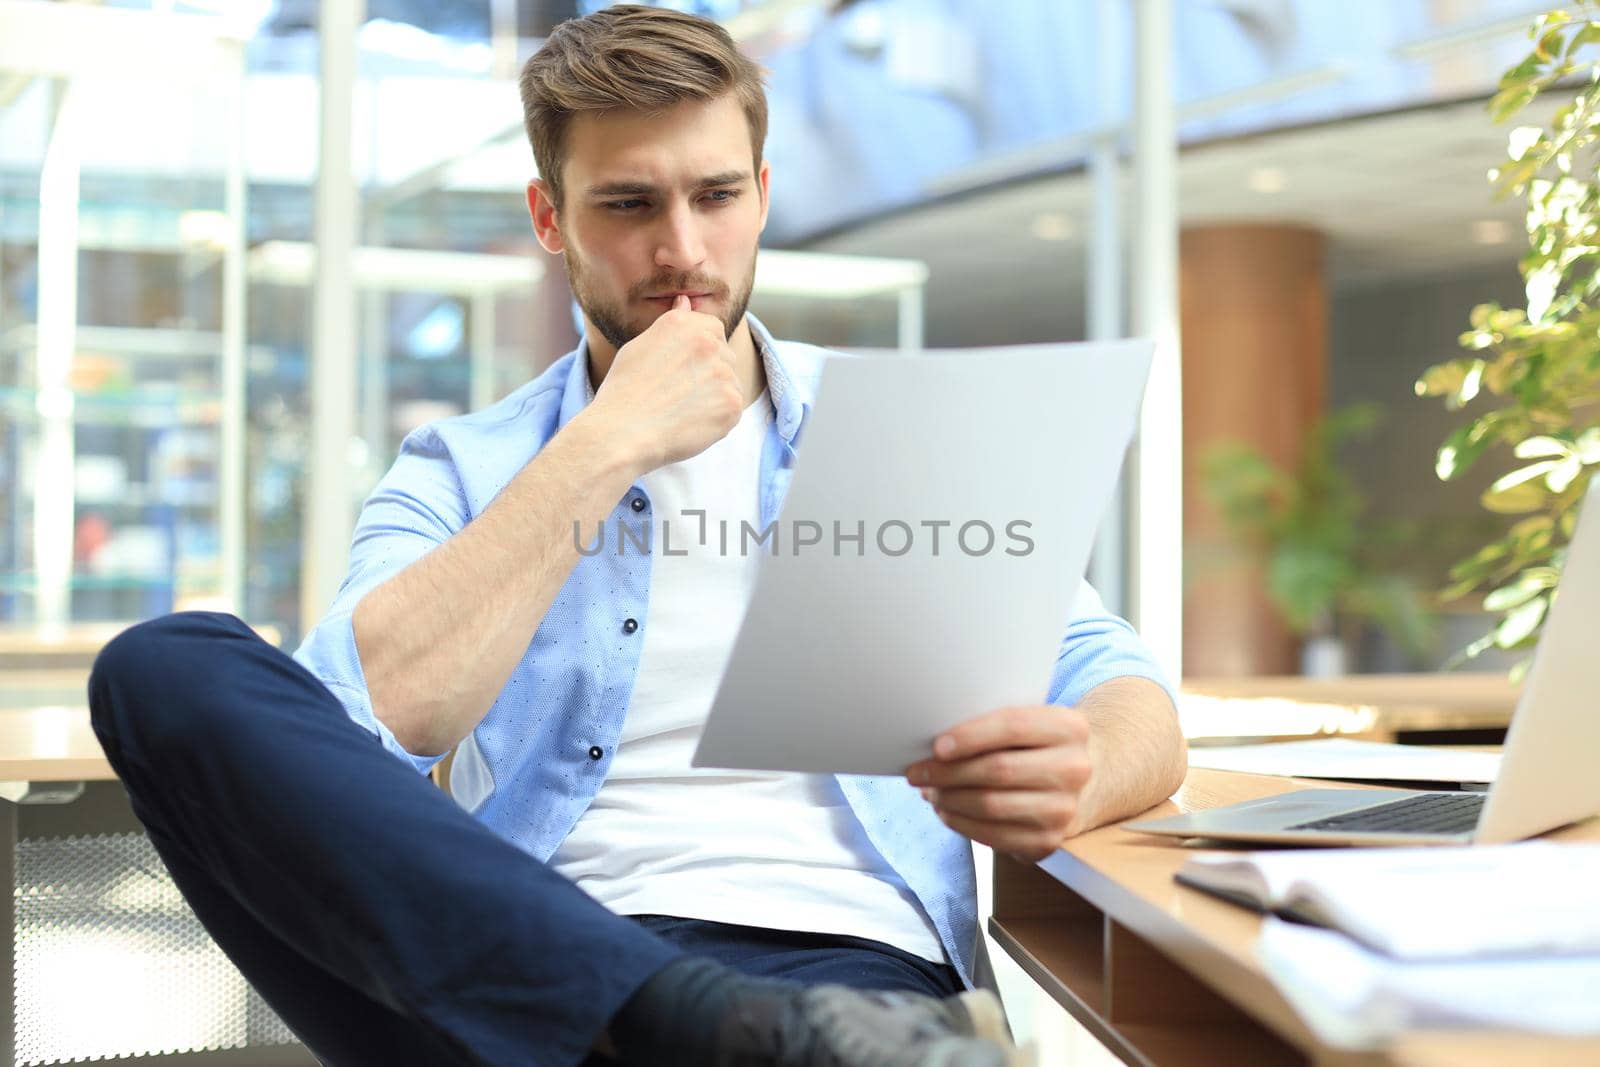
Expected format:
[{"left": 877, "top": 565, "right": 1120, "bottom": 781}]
[
  {"left": 0, "top": 704, "right": 113, "bottom": 782},
  {"left": 0, "top": 622, "right": 280, "bottom": 669},
  {"left": 0, "top": 624, "right": 133, "bottom": 667},
  {"left": 990, "top": 768, "right": 1600, "bottom": 1066}
]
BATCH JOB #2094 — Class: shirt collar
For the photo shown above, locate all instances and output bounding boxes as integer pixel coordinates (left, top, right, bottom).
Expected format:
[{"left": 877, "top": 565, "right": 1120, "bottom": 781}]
[{"left": 556, "top": 312, "right": 812, "bottom": 454}]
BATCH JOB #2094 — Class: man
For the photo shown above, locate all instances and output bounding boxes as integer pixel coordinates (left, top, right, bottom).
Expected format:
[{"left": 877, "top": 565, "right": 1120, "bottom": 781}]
[{"left": 89, "top": 6, "right": 1186, "bottom": 1067}]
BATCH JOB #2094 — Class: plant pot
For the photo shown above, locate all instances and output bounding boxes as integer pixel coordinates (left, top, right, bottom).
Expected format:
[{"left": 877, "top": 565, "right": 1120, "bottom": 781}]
[{"left": 1300, "top": 634, "right": 1347, "bottom": 677}]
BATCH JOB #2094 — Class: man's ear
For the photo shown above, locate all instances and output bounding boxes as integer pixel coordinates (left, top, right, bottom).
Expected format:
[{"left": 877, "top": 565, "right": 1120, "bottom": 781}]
[
  {"left": 756, "top": 159, "right": 771, "bottom": 235},
  {"left": 528, "top": 179, "right": 565, "bottom": 254}
]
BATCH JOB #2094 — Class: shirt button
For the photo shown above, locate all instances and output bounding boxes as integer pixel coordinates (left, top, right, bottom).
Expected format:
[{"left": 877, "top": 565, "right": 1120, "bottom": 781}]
[
  {"left": 588, "top": 745, "right": 604, "bottom": 761},
  {"left": 622, "top": 617, "right": 638, "bottom": 634},
  {"left": 630, "top": 496, "right": 646, "bottom": 512}
]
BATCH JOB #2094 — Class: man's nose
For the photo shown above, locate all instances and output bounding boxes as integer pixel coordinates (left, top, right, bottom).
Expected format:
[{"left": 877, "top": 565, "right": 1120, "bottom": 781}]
[{"left": 653, "top": 203, "right": 707, "bottom": 272}]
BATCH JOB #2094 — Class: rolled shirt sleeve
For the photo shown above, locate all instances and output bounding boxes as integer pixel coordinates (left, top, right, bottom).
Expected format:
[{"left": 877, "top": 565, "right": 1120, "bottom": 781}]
[
  {"left": 1046, "top": 580, "right": 1177, "bottom": 710},
  {"left": 293, "top": 426, "right": 469, "bottom": 775}
]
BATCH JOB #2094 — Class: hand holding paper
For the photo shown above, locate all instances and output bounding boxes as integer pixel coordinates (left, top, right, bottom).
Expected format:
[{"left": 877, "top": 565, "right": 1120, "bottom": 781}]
[{"left": 905, "top": 703, "right": 1093, "bottom": 862}]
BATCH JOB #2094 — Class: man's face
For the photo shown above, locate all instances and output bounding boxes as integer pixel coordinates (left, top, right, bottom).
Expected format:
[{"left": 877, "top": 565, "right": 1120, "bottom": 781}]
[{"left": 531, "top": 93, "right": 770, "bottom": 351}]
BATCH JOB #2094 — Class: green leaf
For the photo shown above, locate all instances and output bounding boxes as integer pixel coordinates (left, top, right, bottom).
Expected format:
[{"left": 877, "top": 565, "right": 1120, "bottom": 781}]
[
  {"left": 1547, "top": 455, "right": 1585, "bottom": 492},
  {"left": 1482, "top": 351, "right": 1524, "bottom": 393},
  {"left": 1490, "top": 85, "right": 1540, "bottom": 125},
  {"left": 1489, "top": 459, "right": 1563, "bottom": 493},
  {"left": 1435, "top": 421, "right": 1495, "bottom": 481},
  {"left": 1488, "top": 307, "right": 1529, "bottom": 332},
  {"left": 1514, "top": 435, "right": 1571, "bottom": 458},
  {"left": 1443, "top": 628, "right": 1500, "bottom": 669},
  {"left": 1508, "top": 518, "right": 1557, "bottom": 565},
  {"left": 1564, "top": 21, "right": 1600, "bottom": 60},
  {"left": 1483, "top": 577, "right": 1544, "bottom": 612},
  {"left": 1535, "top": 10, "right": 1572, "bottom": 36},
  {"left": 1453, "top": 360, "right": 1485, "bottom": 408},
  {"left": 1494, "top": 594, "right": 1549, "bottom": 648},
  {"left": 1482, "top": 565, "right": 1559, "bottom": 612},
  {"left": 1415, "top": 362, "right": 1468, "bottom": 397},
  {"left": 1575, "top": 427, "right": 1600, "bottom": 462},
  {"left": 1536, "top": 25, "right": 1569, "bottom": 63},
  {"left": 1482, "top": 479, "right": 1551, "bottom": 514},
  {"left": 1453, "top": 541, "right": 1510, "bottom": 579}
]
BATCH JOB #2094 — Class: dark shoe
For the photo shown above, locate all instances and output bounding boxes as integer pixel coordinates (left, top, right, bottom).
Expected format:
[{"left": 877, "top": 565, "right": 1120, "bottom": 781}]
[{"left": 719, "top": 986, "right": 1026, "bottom": 1066}]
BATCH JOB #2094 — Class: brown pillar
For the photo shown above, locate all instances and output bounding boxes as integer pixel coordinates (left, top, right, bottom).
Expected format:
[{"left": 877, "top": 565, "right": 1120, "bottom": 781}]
[{"left": 1180, "top": 224, "right": 1327, "bottom": 676}]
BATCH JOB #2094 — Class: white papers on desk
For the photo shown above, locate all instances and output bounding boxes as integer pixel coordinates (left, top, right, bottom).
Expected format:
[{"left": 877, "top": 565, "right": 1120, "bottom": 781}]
[
  {"left": 1186, "top": 738, "right": 1501, "bottom": 784},
  {"left": 692, "top": 340, "right": 1154, "bottom": 776},
  {"left": 1258, "top": 918, "right": 1600, "bottom": 1049},
  {"left": 1180, "top": 842, "right": 1600, "bottom": 960}
]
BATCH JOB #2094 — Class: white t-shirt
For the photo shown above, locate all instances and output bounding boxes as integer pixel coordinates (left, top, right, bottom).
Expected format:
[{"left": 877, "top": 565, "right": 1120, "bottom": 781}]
[{"left": 549, "top": 388, "right": 946, "bottom": 963}]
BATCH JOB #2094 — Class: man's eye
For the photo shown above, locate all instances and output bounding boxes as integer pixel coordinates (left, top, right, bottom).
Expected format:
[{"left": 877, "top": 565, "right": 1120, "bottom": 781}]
[
  {"left": 606, "top": 199, "right": 645, "bottom": 211},
  {"left": 705, "top": 190, "right": 739, "bottom": 205}
]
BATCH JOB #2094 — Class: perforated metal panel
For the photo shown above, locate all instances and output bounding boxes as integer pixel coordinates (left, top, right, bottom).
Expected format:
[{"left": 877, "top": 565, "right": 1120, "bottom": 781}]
[{"left": 15, "top": 832, "right": 298, "bottom": 1065}]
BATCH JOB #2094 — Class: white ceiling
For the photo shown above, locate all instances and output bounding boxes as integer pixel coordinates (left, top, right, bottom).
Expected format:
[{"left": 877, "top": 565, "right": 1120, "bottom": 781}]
[{"left": 800, "top": 96, "right": 1551, "bottom": 346}]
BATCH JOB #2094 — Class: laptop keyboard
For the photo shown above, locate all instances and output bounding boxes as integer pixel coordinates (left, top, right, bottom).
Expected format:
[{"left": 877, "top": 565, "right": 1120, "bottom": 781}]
[{"left": 1287, "top": 792, "right": 1486, "bottom": 835}]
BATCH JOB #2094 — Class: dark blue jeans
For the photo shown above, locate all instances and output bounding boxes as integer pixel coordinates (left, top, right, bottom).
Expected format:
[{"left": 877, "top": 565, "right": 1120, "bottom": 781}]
[{"left": 88, "top": 613, "right": 958, "bottom": 1067}]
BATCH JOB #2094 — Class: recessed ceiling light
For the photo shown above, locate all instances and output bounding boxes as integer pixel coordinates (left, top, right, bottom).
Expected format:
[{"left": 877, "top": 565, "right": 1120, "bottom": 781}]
[
  {"left": 1247, "top": 167, "right": 1287, "bottom": 194},
  {"left": 1030, "top": 212, "right": 1076, "bottom": 241},
  {"left": 1472, "top": 219, "right": 1512, "bottom": 245}
]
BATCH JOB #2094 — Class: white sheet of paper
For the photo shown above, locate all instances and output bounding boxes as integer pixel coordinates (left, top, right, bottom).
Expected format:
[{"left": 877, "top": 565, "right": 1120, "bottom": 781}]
[
  {"left": 691, "top": 340, "right": 1154, "bottom": 775},
  {"left": 1185, "top": 842, "right": 1600, "bottom": 959},
  {"left": 1258, "top": 918, "right": 1600, "bottom": 1049},
  {"left": 1186, "top": 737, "right": 1502, "bottom": 784}
]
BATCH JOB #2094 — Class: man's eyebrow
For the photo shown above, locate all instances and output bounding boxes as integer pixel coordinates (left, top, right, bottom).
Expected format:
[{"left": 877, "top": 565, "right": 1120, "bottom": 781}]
[
  {"left": 586, "top": 180, "right": 659, "bottom": 198},
  {"left": 697, "top": 170, "right": 751, "bottom": 187},
  {"left": 584, "top": 171, "right": 752, "bottom": 198}
]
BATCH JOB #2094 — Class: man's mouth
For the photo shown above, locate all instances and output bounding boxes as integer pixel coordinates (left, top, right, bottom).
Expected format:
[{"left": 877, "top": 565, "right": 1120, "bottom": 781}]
[{"left": 642, "top": 291, "right": 716, "bottom": 311}]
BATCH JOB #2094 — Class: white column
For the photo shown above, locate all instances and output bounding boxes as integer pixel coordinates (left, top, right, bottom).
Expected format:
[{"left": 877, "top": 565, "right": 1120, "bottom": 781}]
[
  {"left": 490, "top": 0, "right": 519, "bottom": 78},
  {"left": 1130, "top": 0, "right": 1183, "bottom": 679},
  {"left": 33, "top": 82, "right": 81, "bottom": 633},
  {"left": 219, "top": 40, "right": 248, "bottom": 617},
  {"left": 302, "top": 0, "right": 364, "bottom": 634},
  {"left": 1087, "top": 0, "right": 1127, "bottom": 618}
]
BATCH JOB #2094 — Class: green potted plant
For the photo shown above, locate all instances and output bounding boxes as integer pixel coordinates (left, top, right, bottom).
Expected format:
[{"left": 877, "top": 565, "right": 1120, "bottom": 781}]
[
  {"left": 1416, "top": 4, "right": 1600, "bottom": 674},
  {"left": 1199, "top": 404, "right": 1438, "bottom": 675}
]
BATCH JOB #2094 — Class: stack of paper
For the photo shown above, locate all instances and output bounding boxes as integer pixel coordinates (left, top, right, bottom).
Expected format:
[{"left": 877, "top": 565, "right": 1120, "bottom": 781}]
[
  {"left": 1259, "top": 919, "right": 1600, "bottom": 1048},
  {"left": 1176, "top": 843, "right": 1600, "bottom": 1046},
  {"left": 1180, "top": 842, "right": 1600, "bottom": 959}
]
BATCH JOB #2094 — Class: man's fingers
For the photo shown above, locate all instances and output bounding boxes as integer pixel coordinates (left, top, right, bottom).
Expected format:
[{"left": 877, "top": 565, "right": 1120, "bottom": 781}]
[
  {"left": 910, "top": 746, "right": 1090, "bottom": 791},
  {"left": 658, "top": 294, "right": 731, "bottom": 349},
  {"left": 923, "top": 787, "right": 1075, "bottom": 830},
  {"left": 931, "top": 704, "right": 1088, "bottom": 762}
]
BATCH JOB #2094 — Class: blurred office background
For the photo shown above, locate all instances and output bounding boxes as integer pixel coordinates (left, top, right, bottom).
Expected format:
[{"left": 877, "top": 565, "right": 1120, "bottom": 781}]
[
  {"left": 0, "top": 0, "right": 1551, "bottom": 676},
  {"left": 0, "top": 0, "right": 1561, "bottom": 1063}
]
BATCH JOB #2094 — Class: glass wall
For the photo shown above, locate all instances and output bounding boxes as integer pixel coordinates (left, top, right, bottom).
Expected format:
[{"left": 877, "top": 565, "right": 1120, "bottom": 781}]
[{"left": 1, "top": 29, "right": 245, "bottom": 636}]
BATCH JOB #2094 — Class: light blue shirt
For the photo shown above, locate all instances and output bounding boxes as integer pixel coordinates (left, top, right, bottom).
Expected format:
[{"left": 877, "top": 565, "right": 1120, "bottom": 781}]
[{"left": 294, "top": 315, "right": 1173, "bottom": 987}]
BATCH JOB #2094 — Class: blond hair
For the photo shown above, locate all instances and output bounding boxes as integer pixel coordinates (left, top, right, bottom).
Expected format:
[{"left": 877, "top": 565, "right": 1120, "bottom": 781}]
[{"left": 519, "top": 4, "right": 769, "bottom": 208}]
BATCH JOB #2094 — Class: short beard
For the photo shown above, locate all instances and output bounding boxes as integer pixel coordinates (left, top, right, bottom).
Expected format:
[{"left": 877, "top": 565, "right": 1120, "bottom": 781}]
[{"left": 564, "top": 246, "right": 756, "bottom": 351}]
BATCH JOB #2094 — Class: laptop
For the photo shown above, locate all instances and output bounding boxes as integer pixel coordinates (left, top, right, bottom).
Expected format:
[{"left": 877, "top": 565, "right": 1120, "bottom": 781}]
[{"left": 1128, "top": 480, "right": 1600, "bottom": 847}]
